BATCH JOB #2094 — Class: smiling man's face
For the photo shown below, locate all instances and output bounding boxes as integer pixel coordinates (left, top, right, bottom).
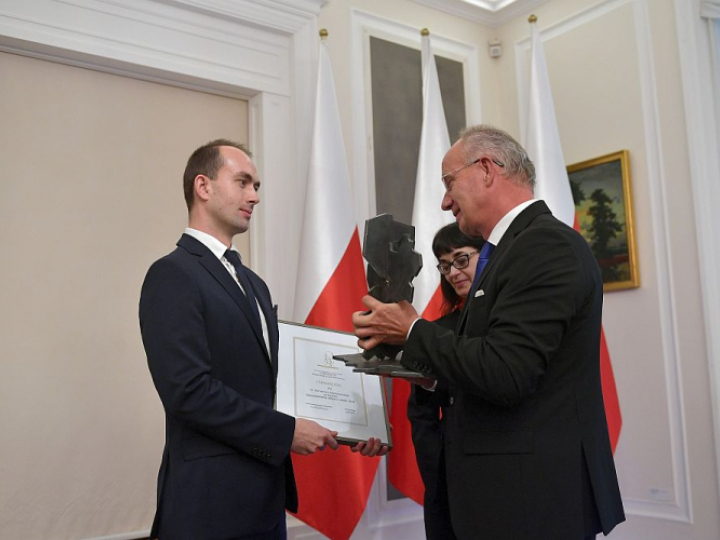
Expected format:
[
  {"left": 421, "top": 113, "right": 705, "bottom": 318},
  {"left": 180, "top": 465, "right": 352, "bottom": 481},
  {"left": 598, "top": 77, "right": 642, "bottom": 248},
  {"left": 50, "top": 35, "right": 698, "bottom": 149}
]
[{"left": 440, "top": 141, "right": 488, "bottom": 238}]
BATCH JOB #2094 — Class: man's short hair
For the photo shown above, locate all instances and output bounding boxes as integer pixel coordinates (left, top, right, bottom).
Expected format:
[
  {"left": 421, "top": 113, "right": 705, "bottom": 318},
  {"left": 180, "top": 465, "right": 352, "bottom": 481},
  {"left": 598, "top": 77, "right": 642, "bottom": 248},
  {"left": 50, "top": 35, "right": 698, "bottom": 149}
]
[
  {"left": 459, "top": 125, "right": 536, "bottom": 190},
  {"left": 183, "top": 139, "right": 252, "bottom": 211}
]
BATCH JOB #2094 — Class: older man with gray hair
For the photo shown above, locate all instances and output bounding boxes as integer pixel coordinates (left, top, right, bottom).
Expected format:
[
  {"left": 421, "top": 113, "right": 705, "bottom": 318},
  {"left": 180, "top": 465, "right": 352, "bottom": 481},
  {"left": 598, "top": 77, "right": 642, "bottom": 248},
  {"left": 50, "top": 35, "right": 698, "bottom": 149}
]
[{"left": 353, "top": 125, "right": 625, "bottom": 540}]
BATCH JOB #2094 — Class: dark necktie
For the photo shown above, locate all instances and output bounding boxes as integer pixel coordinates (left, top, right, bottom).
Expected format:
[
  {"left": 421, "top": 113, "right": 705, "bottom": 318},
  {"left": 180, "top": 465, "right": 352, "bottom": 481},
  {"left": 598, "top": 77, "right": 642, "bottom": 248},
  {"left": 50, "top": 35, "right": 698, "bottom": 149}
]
[
  {"left": 472, "top": 242, "right": 496, "bottom": 290},
  {"left": 224, "top": 250, "right": 261, "bottom": 325}
]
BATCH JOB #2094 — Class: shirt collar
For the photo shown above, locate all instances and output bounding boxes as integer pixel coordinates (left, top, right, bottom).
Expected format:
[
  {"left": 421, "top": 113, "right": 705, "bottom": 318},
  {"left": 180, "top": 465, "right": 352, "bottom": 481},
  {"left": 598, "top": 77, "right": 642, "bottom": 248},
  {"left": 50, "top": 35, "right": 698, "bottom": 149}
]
[
  {"left": 184, "top": 228, "right": 239, "bottom": 261},
  {"left": 486, "top": 199, "right": 537, "bottom": 246}
]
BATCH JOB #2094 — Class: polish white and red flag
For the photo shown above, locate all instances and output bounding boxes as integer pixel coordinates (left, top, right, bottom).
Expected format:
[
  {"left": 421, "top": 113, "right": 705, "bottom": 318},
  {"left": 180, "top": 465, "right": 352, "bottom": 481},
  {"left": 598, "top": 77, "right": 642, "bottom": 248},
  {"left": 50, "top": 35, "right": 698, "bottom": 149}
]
[
  {"left": 292, "top": 37, "right": 380, "bottom": 539},
  {"left": 524, "top": 20, "right": 622, "bottom": 451},
  {"left": 387, "top": 30, "right": 454, "bottom": 505}
]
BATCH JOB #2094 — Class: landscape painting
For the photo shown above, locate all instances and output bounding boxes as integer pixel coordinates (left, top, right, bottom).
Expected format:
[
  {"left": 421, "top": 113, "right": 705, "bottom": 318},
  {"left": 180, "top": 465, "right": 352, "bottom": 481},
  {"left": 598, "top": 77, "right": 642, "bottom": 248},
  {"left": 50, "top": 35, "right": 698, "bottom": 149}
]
[{"left": 568, "top": 150, "right": 639, "bottom": 291}]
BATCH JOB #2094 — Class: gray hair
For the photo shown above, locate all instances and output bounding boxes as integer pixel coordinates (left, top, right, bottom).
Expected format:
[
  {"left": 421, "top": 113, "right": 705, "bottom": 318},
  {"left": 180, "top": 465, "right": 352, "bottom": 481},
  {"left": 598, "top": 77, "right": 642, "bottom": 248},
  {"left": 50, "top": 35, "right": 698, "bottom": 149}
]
[{"left": 458, "top": 125, "right": 536, "bottom": 190}]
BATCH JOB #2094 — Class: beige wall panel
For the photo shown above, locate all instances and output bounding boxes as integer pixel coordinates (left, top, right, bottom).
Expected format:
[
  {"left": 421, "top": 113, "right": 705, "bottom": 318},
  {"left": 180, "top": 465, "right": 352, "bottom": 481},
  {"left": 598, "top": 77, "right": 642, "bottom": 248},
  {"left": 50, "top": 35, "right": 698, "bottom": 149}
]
[
  {"left": 540, "top": 3, "right": 677, "bottom": 498},
  {"left": 0, "top": 51, "right": 248, "bottom": 538}
]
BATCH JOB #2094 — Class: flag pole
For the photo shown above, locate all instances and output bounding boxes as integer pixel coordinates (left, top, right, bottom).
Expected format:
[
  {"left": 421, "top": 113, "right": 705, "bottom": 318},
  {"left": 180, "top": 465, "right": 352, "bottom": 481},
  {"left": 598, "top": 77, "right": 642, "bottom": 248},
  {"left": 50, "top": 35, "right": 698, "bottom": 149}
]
[
  {"left": 291, "top": 27, "right": 380, "bottom": 538},
  {"left": 387, "top": 23, "right": 453, "bottom": 505}
]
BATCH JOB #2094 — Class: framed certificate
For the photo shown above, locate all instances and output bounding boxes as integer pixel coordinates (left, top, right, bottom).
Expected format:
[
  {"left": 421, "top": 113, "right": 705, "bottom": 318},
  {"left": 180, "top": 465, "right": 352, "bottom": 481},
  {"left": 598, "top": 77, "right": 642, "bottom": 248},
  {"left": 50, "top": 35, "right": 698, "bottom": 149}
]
[{"left": 276, "top": 321, "right": 392, "bottom": 448}]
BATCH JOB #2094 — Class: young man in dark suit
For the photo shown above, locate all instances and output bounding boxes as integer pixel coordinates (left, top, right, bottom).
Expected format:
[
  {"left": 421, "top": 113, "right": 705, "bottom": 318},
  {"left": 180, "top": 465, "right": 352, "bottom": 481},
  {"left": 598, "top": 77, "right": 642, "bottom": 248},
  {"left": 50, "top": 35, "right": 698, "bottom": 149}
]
[
  {"left": 139, "top": 140, "right": 340, "bottom": 540},
  {"left": 353, "top": 126, "right": 625, "bottom": 540}
]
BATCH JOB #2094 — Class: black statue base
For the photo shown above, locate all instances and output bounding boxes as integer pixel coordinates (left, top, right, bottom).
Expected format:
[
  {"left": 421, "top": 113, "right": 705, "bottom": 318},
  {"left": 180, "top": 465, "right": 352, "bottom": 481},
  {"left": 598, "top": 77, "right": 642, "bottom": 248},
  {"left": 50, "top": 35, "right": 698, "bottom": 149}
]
[{"left": 333, "top": 352, "right": 425, "bottom": 379}]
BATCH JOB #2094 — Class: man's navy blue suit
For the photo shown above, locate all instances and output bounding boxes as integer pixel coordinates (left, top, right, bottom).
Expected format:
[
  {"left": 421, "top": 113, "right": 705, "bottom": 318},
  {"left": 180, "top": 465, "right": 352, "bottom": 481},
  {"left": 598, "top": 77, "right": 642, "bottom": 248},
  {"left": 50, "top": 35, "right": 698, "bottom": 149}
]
[{"left": 140, "top": 233, "right": 296, "bottom": 540}]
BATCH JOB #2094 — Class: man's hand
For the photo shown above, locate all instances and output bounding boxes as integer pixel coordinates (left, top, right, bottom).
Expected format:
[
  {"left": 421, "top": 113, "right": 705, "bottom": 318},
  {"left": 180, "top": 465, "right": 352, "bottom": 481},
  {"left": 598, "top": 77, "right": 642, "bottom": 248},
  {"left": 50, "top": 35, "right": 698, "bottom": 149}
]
[
  {"left": 351, "top": 437, "right": 390, "bottom": 457},
  {"left": 351, "top": 296, "right": 420, "bottom": 350},
  {"left": 291, "top": 419, "right": 339, "bottom": 455}
]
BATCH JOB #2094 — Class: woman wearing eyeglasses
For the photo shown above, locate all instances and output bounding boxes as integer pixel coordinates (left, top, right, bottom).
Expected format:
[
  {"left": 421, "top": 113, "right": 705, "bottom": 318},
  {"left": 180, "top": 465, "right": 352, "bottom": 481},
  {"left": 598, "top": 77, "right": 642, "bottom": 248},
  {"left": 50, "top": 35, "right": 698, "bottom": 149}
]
[{"left": 407, "top": 222, "right": 485, "bottom": 540}]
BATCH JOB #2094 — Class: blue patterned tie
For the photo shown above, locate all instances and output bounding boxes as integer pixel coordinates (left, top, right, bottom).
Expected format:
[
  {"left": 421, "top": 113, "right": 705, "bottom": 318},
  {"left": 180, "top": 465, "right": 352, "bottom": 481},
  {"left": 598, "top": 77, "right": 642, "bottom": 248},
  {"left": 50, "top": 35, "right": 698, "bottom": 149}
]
[
  {"left": 224, "top": 250, "right": 261, "bottom": 324},
  {"left": 471, "top": 242, "right": 496, "bottom": 290}
]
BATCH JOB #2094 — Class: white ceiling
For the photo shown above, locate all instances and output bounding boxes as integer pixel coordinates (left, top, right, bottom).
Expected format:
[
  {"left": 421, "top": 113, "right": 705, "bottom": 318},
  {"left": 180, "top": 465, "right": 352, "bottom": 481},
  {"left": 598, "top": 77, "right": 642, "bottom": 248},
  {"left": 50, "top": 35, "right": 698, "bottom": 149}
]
[{"left": 413, "top": 0, "right": 551, "bottom": 26}]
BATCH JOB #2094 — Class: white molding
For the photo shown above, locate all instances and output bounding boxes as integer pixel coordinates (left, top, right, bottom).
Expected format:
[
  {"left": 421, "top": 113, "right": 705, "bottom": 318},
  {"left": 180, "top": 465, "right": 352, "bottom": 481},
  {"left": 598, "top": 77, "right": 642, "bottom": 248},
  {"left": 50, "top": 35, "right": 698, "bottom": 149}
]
[
  {"left": 146, "top": 0, "right": 326, "bottom": 32},
  {"left": 349, "top": 8, "right": 482, "bottom": 227},
  {"left": 248, "top": 91, "right": 299, "bottom": 316},
  {"left": 0, "top": 0, "right": 300, "bottom": 96},
  {"left": 412, "top": 0, "right": 551, "bottom": 27},
  {"left": 675, "top": 0, "right": 720, "bottom": 516},
  {"left": 515, "top": 0, "right": 691, "bottom": 523},
  {"left": 350, "top": 10, "right": 376, "bottom": 227}
]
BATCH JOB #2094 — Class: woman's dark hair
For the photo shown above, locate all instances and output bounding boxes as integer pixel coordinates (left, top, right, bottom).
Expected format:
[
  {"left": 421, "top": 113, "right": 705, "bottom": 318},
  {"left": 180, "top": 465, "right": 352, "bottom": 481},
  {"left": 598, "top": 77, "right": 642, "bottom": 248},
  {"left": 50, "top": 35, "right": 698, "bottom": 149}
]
[{"left": 432, "top": 223, "right": 485, "bottom": 314}]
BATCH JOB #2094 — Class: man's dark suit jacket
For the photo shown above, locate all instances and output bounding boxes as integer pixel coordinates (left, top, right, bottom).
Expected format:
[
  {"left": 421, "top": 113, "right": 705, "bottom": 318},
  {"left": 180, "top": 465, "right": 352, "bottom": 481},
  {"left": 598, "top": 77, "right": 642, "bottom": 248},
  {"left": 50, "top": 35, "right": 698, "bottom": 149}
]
[
  {"left": 140, "top": 234, "right": 297, "bottom": 540},
  {"left": 407, "top": 310, "right": 460, "bottom": 540},
  {"left": 401, "top": 201, "right": 625, "bottom": 540}
]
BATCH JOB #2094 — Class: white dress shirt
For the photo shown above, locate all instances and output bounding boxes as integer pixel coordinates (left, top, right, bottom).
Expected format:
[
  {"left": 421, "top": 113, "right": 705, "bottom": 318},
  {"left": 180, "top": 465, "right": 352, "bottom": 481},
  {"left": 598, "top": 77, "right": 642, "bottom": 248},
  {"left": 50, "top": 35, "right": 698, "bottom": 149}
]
[
  {"left": 484, "top": 199, "right": 537, "bottom": 247},
  {"left": 184, "top": 228, "right": 271, "bottom": 355}
]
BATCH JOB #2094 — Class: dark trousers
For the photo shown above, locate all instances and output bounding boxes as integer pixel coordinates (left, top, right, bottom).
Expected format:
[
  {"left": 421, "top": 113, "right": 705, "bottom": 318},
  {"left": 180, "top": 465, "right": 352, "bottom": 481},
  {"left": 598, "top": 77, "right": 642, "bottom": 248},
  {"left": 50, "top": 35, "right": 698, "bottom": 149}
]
[
  {"left": 581, "top": 451, "right": 602, "bottom": 539},
  {"left": 424, "top": 451, "right": 458, "bottom": 540},
  {"left": 237, "top": 516, "right": 287, "bottom": 540}
]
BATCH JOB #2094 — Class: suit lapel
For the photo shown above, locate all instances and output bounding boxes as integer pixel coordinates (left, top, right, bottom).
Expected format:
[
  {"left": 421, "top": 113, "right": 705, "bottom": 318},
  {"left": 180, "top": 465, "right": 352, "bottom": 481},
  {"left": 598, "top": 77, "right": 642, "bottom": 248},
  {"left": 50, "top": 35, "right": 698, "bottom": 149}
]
[
  {"left": 178, "top": 235, "right": 270, "bottom": 361},
  {"left": 459, "top": 201, "right": 552, "bottom": 333}
]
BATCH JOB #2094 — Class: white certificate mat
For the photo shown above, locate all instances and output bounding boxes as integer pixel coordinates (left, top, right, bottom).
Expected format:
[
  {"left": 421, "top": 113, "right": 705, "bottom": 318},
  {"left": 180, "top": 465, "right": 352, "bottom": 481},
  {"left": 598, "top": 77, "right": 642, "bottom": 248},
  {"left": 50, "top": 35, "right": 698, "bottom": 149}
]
[{"left": 277, "top": 321, "right": 392, "bottom": 447}]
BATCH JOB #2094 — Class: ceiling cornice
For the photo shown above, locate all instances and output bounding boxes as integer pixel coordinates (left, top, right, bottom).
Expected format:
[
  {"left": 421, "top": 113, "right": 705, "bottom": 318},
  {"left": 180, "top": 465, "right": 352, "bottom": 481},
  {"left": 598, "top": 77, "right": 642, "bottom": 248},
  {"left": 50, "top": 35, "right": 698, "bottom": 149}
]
[
  {"left": 412, "top": 0, "right": 551, "bottom": 27},
  {"left": 149, "top": 0, "right": 328, "bottom": 31}
]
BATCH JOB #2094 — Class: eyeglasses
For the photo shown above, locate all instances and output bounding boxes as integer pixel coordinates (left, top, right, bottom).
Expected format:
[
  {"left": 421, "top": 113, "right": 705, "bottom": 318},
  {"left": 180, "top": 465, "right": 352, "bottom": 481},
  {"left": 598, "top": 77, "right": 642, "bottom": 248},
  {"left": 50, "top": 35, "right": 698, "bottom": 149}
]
[
  {"left": 441, "top": 156, "right": 506, "bottom": 190},
  {"left": 436, "top": 251, "right": 479, "bottom": 275}
]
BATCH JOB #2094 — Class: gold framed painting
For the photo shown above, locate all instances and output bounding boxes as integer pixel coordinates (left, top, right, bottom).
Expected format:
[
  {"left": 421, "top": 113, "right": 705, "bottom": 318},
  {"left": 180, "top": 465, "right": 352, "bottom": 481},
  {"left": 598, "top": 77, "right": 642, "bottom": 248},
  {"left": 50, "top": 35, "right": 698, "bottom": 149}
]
[{"left": 567, "top": 150, "right": 639, "bottom": 292}]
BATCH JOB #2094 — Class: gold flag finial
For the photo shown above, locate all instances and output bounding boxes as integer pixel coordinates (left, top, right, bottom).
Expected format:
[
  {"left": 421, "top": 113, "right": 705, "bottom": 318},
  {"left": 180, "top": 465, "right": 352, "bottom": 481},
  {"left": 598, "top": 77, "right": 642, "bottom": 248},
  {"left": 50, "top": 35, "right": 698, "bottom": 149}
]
[
  {"left": 421, "top": 28, "right": 430, "bottom": 36},
  {"left": 528, "top": 14, "right": 537, "bottom": 23},
  {"left": 319, "top": 29, "right": 328, "bottom": 39}
]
